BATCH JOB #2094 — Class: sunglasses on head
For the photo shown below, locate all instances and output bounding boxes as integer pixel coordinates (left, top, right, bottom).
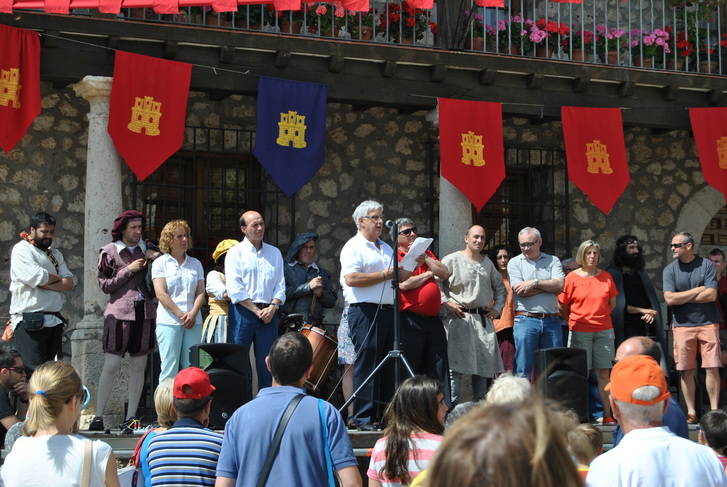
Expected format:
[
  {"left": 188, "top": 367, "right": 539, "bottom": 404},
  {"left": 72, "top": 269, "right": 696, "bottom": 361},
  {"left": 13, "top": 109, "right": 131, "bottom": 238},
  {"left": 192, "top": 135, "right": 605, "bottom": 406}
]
[{"left": 399, "top": 227, "right": 417, "bottom": 236}]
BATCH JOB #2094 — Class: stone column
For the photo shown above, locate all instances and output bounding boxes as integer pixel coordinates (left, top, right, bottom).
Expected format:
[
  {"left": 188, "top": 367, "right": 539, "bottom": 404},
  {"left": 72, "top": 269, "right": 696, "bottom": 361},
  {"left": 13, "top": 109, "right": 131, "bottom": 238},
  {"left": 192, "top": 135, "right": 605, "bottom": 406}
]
[
  {"left": 71, "top": 76, "right": 125, "bottom": 426},
  {"left": 438, "top": 178, "right": 473, "bottom": 257}
]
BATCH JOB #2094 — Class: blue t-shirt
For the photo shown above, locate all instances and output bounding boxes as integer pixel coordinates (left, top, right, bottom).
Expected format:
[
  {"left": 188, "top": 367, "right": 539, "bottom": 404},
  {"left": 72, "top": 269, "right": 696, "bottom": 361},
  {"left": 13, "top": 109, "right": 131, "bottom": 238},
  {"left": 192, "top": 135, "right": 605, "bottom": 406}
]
[
  {"left": 663, "top": 256, "right": 720, "bottom": 327},
  {"left": 216, "top": 386, "right": 357, "bottom": 487}
]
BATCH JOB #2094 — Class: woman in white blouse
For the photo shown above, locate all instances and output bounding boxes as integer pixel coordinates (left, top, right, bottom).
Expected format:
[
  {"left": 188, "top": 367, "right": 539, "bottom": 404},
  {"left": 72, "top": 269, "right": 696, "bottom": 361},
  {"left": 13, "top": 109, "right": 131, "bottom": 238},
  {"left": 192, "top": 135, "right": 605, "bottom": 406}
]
[{"left": 152, "top": 220, "right": 205, "bottom": 382}]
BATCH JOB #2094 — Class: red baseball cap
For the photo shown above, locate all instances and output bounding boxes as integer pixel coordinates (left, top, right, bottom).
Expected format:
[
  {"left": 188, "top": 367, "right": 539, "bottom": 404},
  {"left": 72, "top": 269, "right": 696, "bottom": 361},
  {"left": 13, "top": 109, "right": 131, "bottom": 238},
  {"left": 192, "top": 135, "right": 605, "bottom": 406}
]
[
  {"left": 606, "top": 355, "right": 670, "bottom": 406},
  {"left": 173, "top": 367, "right": 216, "bottom": 399}
]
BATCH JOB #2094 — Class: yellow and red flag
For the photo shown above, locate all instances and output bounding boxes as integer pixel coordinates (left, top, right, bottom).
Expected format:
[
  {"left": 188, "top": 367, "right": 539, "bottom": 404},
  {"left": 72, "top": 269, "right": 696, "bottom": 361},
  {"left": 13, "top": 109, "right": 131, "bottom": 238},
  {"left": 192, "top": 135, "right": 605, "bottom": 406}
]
[
  {"left": 108, "top": 50, "right": 191, "bottom": 181},
  {"left": 561, "top": 106, "right": 630, "bottom": 214},
  {"left": 438, "top": 98, "right": 505, "bottom": 211},
  {"left": 689, "top": 107, "right": 727, "bottom": 200},
  {"left": 0, "top": 25, "right": 40, "bottom": 152}
]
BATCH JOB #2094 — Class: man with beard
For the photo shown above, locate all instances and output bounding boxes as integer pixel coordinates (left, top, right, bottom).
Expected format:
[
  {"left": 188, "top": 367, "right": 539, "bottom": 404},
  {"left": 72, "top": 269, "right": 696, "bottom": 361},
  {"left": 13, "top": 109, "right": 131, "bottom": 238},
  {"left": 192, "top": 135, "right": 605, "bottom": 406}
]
[
  {"left": 606, "top": 235, "right": 665, "bottom": 351},
  {"left": 9, "top": 212, "right": 76, "bottom": 372}
]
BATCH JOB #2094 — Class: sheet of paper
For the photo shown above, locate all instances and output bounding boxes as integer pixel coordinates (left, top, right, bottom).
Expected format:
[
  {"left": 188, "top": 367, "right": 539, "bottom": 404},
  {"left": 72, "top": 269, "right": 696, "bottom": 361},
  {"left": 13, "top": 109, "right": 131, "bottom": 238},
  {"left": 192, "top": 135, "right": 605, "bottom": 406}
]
[{"left": 400, "top": 237, "right": 434, "bottom": 272}]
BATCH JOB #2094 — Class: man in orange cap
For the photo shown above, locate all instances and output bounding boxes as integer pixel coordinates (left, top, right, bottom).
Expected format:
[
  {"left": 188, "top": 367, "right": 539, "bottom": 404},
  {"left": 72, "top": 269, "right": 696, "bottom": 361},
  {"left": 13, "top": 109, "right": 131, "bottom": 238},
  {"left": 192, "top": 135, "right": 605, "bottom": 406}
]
[{"left": 586, "top": 355, "right": 726, "bottom": 486}]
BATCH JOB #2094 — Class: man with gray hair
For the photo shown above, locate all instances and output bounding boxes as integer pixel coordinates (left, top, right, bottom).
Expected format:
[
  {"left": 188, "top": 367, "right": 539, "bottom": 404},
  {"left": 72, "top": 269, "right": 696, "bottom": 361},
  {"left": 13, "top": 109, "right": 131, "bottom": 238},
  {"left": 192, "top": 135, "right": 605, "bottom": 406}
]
[
  {"left": 340, "top": 200, "right": 408, "bottom": 428},
  {"left": 663, "top": 231, "right": 720, "bottom": 423},
  {"left": 507, "top": 227, "right": 565, "bottom": 378},
  {"left": 395, "top": 217, "right": 450, "bottom": 401},
  {"left": 586, "top": 354, "right": 726, "bottom": 486}
]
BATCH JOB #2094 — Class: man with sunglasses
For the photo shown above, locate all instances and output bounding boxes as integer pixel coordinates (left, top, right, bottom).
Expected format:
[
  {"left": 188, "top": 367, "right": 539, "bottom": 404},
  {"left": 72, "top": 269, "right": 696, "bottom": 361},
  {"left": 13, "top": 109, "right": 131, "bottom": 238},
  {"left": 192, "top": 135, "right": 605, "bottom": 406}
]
[
  {"left": 0, "top": 344, "right": 28, "bottom": 447},
  {"left": 395, "top": 218, "right": 450, "bottom": 402},
  {"left": 663, "top": 232, "right": 721, "bottom": 424}
]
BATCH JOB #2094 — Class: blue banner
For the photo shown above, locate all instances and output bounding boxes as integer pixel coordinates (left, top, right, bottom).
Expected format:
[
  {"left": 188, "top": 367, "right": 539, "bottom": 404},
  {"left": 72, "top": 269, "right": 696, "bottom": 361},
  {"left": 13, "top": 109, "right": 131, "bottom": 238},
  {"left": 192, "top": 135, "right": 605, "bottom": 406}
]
[{"left": 253, "top": 76, "right": 328, "bottom": 198}]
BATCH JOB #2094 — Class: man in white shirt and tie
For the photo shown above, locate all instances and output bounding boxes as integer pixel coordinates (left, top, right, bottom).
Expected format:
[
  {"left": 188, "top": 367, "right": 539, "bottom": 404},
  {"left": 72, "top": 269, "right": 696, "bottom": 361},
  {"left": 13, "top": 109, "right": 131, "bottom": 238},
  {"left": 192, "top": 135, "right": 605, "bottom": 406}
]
[
  {"left": 340, "top": 200, "right": 409, "bottom": 429},
  {"left": 225, "top": 210, "right": 285, "bottom": 393}
]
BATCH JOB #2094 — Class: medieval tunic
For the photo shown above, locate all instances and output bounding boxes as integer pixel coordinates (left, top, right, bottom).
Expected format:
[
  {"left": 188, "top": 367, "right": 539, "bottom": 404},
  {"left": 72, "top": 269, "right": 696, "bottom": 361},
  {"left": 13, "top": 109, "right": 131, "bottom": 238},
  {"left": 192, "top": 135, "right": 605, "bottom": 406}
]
[
  {"left": 440, "top": 252, "right": 505, "bottom": 377},
  {"left": 202, "top": 270, "right": 229, "bottom": 343}
]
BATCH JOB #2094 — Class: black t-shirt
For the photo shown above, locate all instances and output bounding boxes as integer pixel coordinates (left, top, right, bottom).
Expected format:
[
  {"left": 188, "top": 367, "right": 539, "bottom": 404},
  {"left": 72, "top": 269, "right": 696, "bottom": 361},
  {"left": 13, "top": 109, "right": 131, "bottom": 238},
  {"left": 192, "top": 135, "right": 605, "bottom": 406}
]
[
  {"left": 623, "top": 271, "right": 652, "bottom": 327},
  {"left": 0, "top": 383, "right": 17, "bottom": 446}
]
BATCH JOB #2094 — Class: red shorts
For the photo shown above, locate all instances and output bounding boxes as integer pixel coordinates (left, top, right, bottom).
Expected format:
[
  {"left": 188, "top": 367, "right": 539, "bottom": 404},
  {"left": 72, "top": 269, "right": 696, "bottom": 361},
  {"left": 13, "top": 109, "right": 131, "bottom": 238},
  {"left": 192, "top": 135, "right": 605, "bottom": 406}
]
[{"left": 672, "top": 323, "right": 721, "bottom": 370}]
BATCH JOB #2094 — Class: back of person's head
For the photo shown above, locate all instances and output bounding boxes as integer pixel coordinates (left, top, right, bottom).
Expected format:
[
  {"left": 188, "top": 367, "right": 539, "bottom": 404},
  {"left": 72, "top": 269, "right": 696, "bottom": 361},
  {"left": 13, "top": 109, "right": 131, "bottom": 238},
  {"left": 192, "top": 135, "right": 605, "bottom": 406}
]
[
  {"left": 445, "top": 401, "right": 478, "bottom": 429},
  {"left": 608, "top": 355, "right": 669, "bottom": 428},
  {"left": 0, "top": 344, "right": 19, "bottom": 369},
  {"left": 268, "top": 332, "right": 313, "bottom": 385},
  {"left": 700, "top": 410, "right": 727, "bottom": 455},
  {"left": 172, "top": 367, "right": 215, "bottom": 419},
  {"left": 155, "top": 378, "right": 176, "bottom": 428},
  {"left": 485, "top": 373, "right": 531, "bottom": 406},
  {"left": 568, "top": 423, "right": 603, "bottom": 466},
  {"left": 427, "top": 397, "right": 581, "bottom": 487},
  {"left": 381, "top": 375, "right": 445, "bottom": 485},
  {"left": 23, "top": 361, "right": 81, "bottom": 436}
]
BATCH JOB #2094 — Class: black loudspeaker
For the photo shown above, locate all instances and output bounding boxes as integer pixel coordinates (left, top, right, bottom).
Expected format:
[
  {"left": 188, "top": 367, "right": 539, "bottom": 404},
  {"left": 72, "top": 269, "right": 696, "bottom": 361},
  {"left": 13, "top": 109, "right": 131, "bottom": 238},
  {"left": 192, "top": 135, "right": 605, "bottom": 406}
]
[
  {"left": 535, "top": 347, "right": 589, "bottom": 422},
  {"left": 189, "top": 343, "right": 251, "bottom": 430}
]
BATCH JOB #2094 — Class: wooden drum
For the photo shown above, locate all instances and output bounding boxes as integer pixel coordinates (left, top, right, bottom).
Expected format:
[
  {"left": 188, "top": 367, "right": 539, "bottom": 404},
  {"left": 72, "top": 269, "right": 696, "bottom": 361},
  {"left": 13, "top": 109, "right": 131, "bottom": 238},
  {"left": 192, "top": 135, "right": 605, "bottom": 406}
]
[{"left": 300, "top": 324, "right": 338, "bottom": 393}]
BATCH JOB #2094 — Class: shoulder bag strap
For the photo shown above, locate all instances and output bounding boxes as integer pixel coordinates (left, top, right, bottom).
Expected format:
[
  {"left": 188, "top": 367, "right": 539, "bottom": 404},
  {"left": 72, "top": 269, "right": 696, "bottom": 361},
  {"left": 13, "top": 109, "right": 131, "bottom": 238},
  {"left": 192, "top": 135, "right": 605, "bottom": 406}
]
[
  {"left": 81, "top": 439, "right": 93, "bottom": 487},
  {"left": 318, "top": 399, "right": 336, "bottom": 487},
  {"left": 256, "top": 394, "right": 305, "bottom": 487}
]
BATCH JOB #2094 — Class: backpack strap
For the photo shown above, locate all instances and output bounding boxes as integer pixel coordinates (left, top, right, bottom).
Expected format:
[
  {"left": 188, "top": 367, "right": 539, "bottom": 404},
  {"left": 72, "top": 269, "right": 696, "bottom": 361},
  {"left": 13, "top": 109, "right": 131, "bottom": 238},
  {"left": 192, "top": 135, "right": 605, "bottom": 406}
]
[{"left": 256, "top": 394, "right": 305, "bottom": 487}]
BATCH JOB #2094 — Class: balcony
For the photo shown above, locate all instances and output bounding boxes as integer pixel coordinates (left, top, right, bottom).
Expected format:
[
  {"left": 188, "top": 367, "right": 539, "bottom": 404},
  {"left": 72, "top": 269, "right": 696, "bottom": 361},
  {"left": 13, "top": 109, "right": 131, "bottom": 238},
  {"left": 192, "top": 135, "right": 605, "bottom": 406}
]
[{"left": 55, "top": 0, "right": 726, "bottom": 76}]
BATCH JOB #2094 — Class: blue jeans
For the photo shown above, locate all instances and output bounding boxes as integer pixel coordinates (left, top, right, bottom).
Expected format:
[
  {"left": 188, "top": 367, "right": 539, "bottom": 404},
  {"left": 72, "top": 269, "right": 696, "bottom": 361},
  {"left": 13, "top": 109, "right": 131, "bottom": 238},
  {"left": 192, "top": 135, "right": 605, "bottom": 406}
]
[
  {"left": 513, "top": 315, "right": 563, "bottom": 378},
  {"left": 229, "top": 304, "right": 277, "bottom": 394}
]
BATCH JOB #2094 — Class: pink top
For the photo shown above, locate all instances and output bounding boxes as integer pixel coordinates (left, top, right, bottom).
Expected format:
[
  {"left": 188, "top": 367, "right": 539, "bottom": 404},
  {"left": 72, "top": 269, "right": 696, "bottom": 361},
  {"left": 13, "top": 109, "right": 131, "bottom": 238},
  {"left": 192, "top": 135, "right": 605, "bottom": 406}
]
[{"left": 367, "top": 432, "right": 443, "bottom": 487}]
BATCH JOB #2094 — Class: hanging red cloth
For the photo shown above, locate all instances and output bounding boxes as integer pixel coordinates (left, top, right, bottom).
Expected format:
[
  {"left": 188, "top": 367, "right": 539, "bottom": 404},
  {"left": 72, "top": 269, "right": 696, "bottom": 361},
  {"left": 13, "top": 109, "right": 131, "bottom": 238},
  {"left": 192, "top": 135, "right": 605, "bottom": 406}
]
[{"left": 689, "top": 107, "right": 727, "bottom": 201}]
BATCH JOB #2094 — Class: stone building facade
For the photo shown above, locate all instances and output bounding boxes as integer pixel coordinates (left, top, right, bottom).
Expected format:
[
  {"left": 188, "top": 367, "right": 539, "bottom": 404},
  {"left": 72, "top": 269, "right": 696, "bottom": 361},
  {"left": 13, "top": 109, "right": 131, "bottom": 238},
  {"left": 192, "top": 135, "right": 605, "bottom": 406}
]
[{"left": 0, "top": 79, "right": 725, "bottom": 420}]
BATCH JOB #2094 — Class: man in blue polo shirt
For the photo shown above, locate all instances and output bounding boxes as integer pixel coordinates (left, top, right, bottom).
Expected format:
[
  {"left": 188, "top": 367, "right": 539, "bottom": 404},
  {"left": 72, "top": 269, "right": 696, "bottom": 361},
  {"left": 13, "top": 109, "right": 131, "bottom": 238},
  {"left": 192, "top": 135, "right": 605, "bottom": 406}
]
[
  {"left": 147, "top": 367, "right": 223, "bottom": 486},
  {"left": 215, "top": 332, "right": 361, "bottom": 487}
]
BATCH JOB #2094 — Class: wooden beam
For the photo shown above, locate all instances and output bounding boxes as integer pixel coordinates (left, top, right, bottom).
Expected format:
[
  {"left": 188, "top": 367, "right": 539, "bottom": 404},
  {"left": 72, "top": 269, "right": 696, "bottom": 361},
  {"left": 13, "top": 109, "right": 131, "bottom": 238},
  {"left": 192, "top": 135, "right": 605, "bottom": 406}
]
[
  {"left": 274, "top": 49, "right": 291, "bottom": 68},
  {"left": 618, "top": 81, "right": 635, "bottom": 97},
  {"left": 661, "top": 84, "right": 678, "bottom": 101},
  {"left": 430, "top": 64, "right": 447, "bottom": 82},
  {"left": 219, "top": 45, "right": 234, "bottom": 64},
  {"left": 163, "top": 40, "right": 178, "bottom": 59},
  {"left": 479, "top": 68, "right": 496, "bottom": 85},
  {"left": 707, "top": 89, "right": 723, "bottom": 105},
  {"left": 527, "top": 73, "right": 544, "bottom": 90},
  {"left": 382, "top": 60, "right": 397, "bottom": 78},
  {"left": 328, "top": 55, "right": 345, "bottom": 73},
  {"left": 573, "top": 75, "right": 590, "bottom": 93}
]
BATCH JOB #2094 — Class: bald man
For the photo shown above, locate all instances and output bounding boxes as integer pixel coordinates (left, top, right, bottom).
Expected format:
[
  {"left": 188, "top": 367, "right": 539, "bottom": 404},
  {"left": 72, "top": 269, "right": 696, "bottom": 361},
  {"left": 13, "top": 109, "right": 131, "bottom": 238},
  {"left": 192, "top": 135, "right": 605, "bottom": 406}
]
[
  {"left": 441, "top": 225, "right": 505, "bottom": 403},
  {"left": 611, "top": 336, "right": 688, "bottom": 446},
  {"left": 226, "top": 210, "right": 285, "bottom": 392}
]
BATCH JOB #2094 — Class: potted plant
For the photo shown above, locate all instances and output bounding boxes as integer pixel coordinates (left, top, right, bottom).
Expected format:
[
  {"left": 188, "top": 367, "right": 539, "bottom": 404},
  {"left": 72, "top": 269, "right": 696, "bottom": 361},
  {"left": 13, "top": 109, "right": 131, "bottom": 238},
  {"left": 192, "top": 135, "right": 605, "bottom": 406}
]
[
  {"left": 569, "top": 29, "right": 597, "bottom": 62},
  {"left": 350, "top": 8, "right": 376, "bottom": 40},
  {"left": 378, "top": 1, "right": 430, "bottom": 44},
  {"left": 532, "top": 18, "right": 569, "bottom": 57},
  {"left": 593, "top": 26, "right": 626, "bottom": 64},
  {"left": 465, "top": 11, "right": 486, "bottom": 51},
  {"left": 630, "top": 28, "right": 671, "bottom": 67}
]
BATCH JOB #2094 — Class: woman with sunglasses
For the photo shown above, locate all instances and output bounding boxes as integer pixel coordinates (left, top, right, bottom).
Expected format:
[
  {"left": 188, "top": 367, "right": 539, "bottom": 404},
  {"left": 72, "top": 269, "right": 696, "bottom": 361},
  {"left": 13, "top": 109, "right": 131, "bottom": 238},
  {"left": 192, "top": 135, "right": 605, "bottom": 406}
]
[{"left": 0, "top": 361, "right": 120, "bottom": 486}]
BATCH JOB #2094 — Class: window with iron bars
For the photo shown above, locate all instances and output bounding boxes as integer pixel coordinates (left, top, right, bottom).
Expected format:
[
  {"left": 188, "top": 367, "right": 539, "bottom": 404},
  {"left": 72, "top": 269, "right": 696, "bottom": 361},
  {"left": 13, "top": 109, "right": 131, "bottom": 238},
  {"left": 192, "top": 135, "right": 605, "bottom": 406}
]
[{"left": 129, "top": 126, "right": 294, "bottom": 269}]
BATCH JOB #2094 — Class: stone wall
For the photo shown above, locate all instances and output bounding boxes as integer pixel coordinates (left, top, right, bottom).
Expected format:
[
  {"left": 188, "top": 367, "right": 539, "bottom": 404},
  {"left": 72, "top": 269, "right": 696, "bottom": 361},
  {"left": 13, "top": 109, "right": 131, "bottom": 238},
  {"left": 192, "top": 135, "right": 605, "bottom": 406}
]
[{"left": 0, "top": 82, "right": 89, "bottom": 354}]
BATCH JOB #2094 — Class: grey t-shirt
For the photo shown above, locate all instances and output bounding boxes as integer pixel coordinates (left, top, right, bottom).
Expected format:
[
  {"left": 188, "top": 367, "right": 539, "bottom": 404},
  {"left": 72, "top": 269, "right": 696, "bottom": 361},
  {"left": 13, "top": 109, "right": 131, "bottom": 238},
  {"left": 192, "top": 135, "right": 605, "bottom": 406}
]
[
  {"left": 507, "top": 252, "right": 564, "bottom": 314},
  {"left": 662, "top": 256, "right": 720, "bottom": 327}
]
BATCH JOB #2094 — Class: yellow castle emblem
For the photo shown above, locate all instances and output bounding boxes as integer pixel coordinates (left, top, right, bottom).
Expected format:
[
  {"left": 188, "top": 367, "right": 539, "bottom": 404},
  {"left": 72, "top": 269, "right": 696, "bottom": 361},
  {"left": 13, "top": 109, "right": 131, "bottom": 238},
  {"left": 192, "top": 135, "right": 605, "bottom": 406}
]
[
  {"left": 585, "top": 139, "right": 614, "bottom": 174},
  {"left": 276, "top": 110, "right": 307, "bottom": 149},
  {"left": 0, "top": 68, "right": 21, "bottom": 108},
  {"left": 460, "top": 131, "right": 485, "bottom": 167},
  {"left": 128, "top": 96, "right": 162, "bottom": 136},
  {"left": 717, "top": 136, "right": 727, "bottom": 169}
]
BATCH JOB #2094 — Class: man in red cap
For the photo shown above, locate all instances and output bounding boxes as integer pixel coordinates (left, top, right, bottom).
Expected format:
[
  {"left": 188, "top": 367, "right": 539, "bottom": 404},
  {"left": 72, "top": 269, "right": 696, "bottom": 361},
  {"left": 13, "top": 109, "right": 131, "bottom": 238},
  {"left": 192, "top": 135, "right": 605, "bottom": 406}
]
[
  {"left": 586, "top": 355, "right": 726, "bottom": 486},
  {"left": 89, "top": 210, "right": 160, "bottom": 433},
  {"left": 147, "top": 367, "right": 223, "bottom": 486}
]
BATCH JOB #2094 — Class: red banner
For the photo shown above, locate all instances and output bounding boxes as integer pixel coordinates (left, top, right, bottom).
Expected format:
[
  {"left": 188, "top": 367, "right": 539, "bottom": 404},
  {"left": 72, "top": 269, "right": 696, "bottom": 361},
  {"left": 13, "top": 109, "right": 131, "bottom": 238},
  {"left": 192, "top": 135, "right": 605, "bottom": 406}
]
[
  {"left": 561, "top": 106, "right": 630, "bottom": 214},
  {"left": 551, "top": 0, "right": 581, "bottom": 3},
  {"left": 475, "top": 0, "right": 504, "bottom": 6},
  {"left": 689, "top": 107, "right": 727, "bottom": 200},
  {"left": 405, "top": 0, "right": 433, "bottom": 8},
  {"left": 108, "top": 51, "right": 191, "bottom": 181},
  {"left": 0, "top": 25, "right": 40, "bottom": 152},
  {"left": 439, "top": 98, "right": 505, "bottom": 211}
]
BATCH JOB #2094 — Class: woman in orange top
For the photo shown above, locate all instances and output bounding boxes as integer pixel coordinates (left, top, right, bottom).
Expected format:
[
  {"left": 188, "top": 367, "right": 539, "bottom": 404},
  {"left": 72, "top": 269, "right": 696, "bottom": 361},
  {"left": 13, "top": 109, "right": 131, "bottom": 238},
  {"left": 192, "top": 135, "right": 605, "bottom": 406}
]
[
  {"left": 559, "top": 240, "right": 617, "bottom": 422},
  {"left": 491, "top": 245, "right": 515, "bottom": 372}
]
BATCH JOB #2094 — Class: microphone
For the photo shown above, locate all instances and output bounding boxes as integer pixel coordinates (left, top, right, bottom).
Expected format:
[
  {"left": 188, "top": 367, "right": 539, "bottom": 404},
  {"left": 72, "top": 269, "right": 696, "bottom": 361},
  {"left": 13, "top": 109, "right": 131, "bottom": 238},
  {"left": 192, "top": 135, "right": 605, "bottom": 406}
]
[{"left": 385, "top": 220, "right": 395, "bottom": 229}]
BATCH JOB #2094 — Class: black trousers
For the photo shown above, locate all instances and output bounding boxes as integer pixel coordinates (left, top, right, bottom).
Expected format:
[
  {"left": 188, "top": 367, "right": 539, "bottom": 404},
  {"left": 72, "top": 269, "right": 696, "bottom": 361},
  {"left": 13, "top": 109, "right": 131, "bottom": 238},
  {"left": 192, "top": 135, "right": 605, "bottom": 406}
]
[
  {"left": 347, "top": 303, "right": 395, "bottom": 424},
  {"left": 13, "top": 322, "right": 64, "bottom": 373},
  {"left": 400, "top": 310, "right": 450, "bottom": 404}
]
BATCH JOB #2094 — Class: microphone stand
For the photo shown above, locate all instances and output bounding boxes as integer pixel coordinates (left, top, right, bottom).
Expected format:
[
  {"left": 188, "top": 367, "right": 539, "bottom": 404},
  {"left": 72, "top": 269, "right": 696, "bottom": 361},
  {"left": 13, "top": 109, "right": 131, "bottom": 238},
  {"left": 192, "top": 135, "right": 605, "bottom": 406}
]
[{"left": 339, "top": 220, "right": 415, "bottom": 418}]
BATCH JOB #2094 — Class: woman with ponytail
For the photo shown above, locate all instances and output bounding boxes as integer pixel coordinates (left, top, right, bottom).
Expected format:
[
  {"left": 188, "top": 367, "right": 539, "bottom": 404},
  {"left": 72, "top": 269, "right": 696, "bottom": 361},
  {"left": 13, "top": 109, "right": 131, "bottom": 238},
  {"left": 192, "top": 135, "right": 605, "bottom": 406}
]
[
  {"left": 367, "top": 376, "right": 447, "bottom": 487},
  {"left": 1, "top": 361, "right": 119, "bottom": 486}
]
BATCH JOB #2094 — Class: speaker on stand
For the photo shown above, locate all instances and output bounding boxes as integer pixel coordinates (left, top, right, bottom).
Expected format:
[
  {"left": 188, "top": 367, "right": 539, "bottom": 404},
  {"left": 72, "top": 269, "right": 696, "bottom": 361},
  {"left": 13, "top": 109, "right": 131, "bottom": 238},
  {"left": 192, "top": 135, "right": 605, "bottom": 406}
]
[
  {"left": 189, "top": 343, "right": 251, "bottom": 430},
  {"left": 535, "top": 347, "right": 589, "bottom": 422}
]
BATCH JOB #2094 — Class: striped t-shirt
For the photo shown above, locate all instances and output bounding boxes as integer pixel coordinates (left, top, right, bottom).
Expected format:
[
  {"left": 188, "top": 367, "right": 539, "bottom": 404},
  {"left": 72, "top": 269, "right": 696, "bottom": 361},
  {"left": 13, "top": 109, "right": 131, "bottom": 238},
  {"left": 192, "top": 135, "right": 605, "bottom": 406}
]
[
  {"left": 147, "top": 418, "right": 224, "bottom": 486},
  {"left": 367, "top": 432, "right": 443, "bottom": 487}
]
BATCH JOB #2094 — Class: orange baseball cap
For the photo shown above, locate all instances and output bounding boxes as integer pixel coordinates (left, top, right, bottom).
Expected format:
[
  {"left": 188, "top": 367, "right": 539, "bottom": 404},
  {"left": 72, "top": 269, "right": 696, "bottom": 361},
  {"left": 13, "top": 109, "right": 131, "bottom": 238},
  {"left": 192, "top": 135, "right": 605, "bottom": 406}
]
[{"left": 606, "top": 355, "right": 670, "bottom": 406}]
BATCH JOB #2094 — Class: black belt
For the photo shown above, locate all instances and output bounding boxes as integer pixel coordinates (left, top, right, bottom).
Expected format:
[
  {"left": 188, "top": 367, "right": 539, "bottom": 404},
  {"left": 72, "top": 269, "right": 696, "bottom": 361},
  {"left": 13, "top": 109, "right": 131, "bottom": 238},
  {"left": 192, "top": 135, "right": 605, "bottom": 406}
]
[
  {"left": 463, "top": 307, "right": 487, "bottom": 314},
  {"left": 351, "top": 303, "right": 393, "bottom": 310},
  {"left": 515, "top": 311, "right": 559, "bottom": 318},
  {"left": 253, "top": 302, "right": 272, "bottom": 310}
]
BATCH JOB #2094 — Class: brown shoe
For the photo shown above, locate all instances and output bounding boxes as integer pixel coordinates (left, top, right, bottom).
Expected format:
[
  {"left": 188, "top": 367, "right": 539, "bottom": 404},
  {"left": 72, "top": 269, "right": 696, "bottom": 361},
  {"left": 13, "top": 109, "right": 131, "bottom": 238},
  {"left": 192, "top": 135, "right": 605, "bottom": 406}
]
[{"left": 687, "top": 414, "right": 699, "bottom": 424}]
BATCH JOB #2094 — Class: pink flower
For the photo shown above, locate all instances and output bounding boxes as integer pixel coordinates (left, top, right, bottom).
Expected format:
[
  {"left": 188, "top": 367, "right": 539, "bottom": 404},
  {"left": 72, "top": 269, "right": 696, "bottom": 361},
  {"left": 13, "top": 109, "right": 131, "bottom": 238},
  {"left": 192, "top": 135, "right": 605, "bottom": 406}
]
[
  {"left": 315, "top": 4, "right": 327, "bottom": 15},
  {"left": 334, "top": 6, "right": 345, "bottom": 17},
  {"left": 511, "top": 15, "right": 522, "bottom": 23},
  {"left": 520, "top": 29, "right": 528, "bottom": 36},
  {"left": 529, "top": 27, "right": 547, "bottom": 43},
  {"left": 611, "top": 28, "right": 625, "bottom": 38},
  {"left": 595, "top": 24, "right": 606, "bottom": 34},
  {"left": 497, "top": 19, "right": 506, "bottom": 31}
]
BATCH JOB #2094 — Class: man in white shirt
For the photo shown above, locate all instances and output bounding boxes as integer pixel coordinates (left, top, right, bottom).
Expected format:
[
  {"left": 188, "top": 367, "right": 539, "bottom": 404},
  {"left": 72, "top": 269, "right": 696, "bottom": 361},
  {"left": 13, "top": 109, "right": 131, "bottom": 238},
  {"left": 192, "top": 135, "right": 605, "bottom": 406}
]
[
  {"left": 587, "top": 354, "right": 727, "bottom": 487},
  {"left": 9, "top": 212, "right": 75, "bottom": 373},
  {"left": 225, "top": 210, "right": 285, "bottom": 393},
  {"left": 340, "top": 200, "right": 408, "bottom": 428}
]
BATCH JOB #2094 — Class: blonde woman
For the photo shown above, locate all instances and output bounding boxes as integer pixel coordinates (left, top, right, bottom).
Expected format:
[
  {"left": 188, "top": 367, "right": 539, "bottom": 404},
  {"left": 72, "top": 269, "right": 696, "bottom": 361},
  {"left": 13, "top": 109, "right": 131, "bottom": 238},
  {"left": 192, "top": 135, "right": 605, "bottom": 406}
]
[
  {"left": 559, "top": 240, "right": 617, "bottom": 423},
  {"left": 151, "top": 220, "right": 205, "bottom": 382},
  {"left": 0, "top": 361, "right": 119, "bottom": 486},
  {"left": 132, "top": 378, "right": 175, "bottom": 487}
]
